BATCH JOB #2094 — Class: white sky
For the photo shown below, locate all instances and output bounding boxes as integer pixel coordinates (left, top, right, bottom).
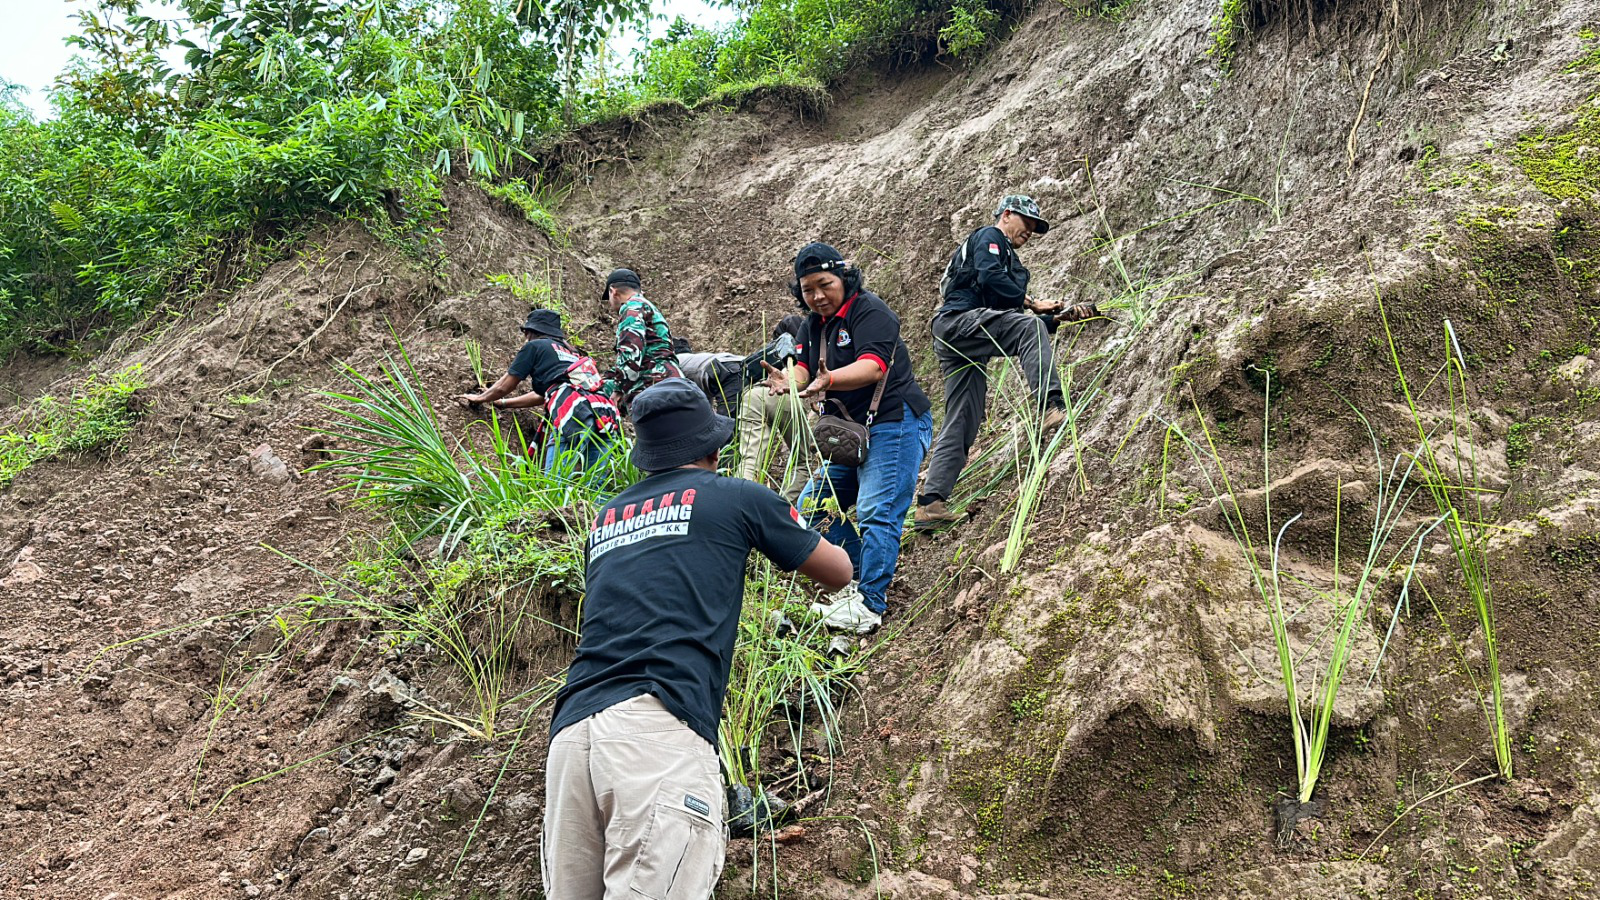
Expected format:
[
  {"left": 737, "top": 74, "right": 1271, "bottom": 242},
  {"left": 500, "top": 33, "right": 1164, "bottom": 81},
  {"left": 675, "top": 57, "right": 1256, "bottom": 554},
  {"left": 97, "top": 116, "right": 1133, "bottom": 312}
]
[
  {"left": 1, "top": 1, "right": 80, "bottom": 118},
  {"left": 0, "top": 0, "right": 734, "bottom": 120}
]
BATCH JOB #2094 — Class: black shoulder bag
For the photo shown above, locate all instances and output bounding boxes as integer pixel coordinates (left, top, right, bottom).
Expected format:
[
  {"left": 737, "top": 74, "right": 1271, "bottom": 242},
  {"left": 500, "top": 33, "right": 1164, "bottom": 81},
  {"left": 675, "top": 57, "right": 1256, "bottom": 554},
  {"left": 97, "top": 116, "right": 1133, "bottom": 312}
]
[{"left": 811, "top": 356, "right": 887, "bottom": 468}]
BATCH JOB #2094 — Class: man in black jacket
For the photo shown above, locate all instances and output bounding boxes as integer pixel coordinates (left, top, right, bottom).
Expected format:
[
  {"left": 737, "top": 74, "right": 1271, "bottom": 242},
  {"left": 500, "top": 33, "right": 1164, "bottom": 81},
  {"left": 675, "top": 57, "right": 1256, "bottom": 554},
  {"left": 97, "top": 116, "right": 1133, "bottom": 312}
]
[{"left": 915, "top": 195, "right": 1092, "bottom": 529}]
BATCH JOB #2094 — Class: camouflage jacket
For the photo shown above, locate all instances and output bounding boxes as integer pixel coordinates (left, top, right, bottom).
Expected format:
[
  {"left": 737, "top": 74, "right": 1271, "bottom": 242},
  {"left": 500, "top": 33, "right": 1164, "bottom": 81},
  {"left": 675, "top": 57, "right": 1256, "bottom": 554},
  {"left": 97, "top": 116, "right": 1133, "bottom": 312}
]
[{"left": 602, "top": 294, "right": 682, "bottom": 405}]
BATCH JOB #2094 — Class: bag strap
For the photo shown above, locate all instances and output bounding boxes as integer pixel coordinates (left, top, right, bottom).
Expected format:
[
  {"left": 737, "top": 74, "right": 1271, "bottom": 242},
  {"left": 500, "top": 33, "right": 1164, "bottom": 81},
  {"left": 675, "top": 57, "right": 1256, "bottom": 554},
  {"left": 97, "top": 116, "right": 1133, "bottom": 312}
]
[
  {"left": 864, "top": 365, "right": 887, "bottom": 427},
  {"left": 816, "top": 341, "right": 890, "bottom": 426}
]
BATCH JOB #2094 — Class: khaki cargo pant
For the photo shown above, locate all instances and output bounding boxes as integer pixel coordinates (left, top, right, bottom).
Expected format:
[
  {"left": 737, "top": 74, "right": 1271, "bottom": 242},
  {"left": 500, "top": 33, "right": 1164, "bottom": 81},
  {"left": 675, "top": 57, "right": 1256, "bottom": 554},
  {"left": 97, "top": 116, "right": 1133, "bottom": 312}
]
[
  {"left": 735, "top": 383, "right": 810, "bottom": 502},
  {"left": 542, "top": 694, "right": 727, "bottom": 899}
]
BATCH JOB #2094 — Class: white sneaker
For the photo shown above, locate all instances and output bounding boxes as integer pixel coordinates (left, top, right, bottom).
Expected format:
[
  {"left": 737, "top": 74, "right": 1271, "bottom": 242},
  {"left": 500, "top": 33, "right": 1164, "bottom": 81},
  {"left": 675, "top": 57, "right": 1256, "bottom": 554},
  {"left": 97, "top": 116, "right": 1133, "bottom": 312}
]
[{"left": 809, "top": 582, "right": 882, "bottom": 634}]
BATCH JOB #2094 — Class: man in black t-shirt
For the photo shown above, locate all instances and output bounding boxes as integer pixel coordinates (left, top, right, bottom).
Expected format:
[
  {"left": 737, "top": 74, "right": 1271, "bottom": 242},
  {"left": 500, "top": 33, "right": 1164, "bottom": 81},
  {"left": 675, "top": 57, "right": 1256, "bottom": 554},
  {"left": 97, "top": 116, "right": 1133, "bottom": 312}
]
[
  {"left": 542, "top": 379, "right": 851, "bottom": 900},
  {"left": 458, "top": 309, "right": 621, "bottom": 470}
]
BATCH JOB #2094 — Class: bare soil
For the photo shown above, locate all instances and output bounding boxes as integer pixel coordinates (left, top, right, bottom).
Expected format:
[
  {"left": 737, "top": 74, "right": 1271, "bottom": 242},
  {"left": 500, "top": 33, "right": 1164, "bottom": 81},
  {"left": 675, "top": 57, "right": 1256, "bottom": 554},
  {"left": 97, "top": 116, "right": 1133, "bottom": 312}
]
[{"left": 4, "top": 0, "right": 1600, "bottom": 897}]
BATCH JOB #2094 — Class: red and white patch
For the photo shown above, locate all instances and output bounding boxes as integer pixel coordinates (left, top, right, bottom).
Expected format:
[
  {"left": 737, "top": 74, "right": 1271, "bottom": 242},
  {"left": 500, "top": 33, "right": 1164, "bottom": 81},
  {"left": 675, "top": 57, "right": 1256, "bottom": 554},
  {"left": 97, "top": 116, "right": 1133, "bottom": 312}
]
[{"left": 987, "top": 243, "right": 1001, "bottom": 254}]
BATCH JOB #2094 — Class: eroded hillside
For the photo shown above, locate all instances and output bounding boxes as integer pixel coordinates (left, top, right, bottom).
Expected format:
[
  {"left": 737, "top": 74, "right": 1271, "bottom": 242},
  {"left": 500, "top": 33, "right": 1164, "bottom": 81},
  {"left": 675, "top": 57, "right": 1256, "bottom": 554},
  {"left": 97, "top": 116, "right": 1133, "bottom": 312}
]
[{"left": 3, "top": 0, "right": 1598, "bottom": 897}]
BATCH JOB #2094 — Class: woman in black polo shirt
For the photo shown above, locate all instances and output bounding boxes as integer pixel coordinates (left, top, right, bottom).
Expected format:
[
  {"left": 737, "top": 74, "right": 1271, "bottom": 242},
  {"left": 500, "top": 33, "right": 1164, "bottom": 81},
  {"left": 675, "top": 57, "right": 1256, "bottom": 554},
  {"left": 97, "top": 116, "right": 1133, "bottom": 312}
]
[{"left": 771, "top": 242, "right": 933, "bottom": 633}]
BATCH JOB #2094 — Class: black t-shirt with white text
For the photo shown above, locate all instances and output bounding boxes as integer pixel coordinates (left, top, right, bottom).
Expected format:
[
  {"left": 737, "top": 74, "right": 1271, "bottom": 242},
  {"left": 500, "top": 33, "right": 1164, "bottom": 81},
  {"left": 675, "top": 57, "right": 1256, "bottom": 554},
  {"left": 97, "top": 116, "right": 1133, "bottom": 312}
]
[
  {"left": 507, "top": 338, "right": 578, "bottom": 394},
  {"left": 550, "top": 468, "right": 821, "bottom": 747},
  {"left": 796, "top": 289, "right": 931, "bottom": 424}
]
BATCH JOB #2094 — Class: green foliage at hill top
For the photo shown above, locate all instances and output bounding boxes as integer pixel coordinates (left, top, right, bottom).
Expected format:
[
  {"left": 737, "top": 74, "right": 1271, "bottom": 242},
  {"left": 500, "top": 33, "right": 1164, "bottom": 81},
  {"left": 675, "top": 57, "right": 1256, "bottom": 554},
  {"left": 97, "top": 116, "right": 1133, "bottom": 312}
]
[
  {"left": 0, "top": 0, "right": 1010, "bottom": 357},
  {"left": 624, "top": 0, "right": 1008, "bottom": 108},
  {"left": 0, "top": 0, "right": 621, "bottom": 357}
]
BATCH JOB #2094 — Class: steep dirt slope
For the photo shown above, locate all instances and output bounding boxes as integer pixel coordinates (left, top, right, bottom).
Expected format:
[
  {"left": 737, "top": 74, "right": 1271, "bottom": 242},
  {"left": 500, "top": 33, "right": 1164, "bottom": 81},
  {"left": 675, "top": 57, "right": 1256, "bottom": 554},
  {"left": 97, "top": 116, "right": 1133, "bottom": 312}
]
[
  {"left": 0, "top": 190, "right": 605, "bottom": 898},
  {"left": 2, "top": 0, "right": 1598, "bottom": 897},
  {"left": 549, "top": 0, "right": 1600, "bottom": 895}
]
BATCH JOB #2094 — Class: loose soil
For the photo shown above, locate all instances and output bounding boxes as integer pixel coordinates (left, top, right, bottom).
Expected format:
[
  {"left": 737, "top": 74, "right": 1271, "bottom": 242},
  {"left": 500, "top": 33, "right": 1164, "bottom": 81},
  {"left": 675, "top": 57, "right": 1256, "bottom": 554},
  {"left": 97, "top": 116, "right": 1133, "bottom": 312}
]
[{"left": 4, "top": 0, "right": 1600, "bottom": 897}]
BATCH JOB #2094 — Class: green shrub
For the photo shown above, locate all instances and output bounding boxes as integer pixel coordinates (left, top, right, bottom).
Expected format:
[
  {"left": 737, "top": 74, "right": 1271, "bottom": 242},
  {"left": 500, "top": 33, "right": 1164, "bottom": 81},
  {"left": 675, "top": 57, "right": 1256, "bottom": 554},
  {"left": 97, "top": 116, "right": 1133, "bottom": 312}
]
[
  {"left": 479, "top": 179, "right": 566, "bottom": 238},
  {"left": 0, "top": 0, "right": 641, "bottom": 356},
  {"left": 940, "top": 0, "right": 1000, "bottom": 56},
  {"left": 622, "top": 0, "right": 1011, "bottom": 110},
  {"left": 0, "top": 364, "right": 147, "bottom": 488},
  {"left": 1207, "top": 0, "right": 1251, "bottom": 69}
]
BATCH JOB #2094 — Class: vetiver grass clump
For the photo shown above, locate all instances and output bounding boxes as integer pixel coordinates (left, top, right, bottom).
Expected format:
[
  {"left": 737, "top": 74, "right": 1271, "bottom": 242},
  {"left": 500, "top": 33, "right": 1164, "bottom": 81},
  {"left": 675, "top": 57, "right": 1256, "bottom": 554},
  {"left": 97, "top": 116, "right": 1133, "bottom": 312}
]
[
  {"left": 1376, "top": 297, "right": 1514, "bottom": 780},
  {"left": 1165, "top": 373, "right": 1440, "bottom": 817}
]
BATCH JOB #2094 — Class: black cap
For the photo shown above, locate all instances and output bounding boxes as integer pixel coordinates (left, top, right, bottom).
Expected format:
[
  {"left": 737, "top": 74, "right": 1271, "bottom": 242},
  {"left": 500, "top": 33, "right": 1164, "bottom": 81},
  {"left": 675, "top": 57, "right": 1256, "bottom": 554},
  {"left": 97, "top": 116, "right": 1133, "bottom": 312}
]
[
  {"left": 601, "top": 268, "right": 643, "bottom": 301},
  {"left": 793, "top": 242, "right": 847, "bottom": 280},
  {"left": 629, "top": 378, "right": 735, "bottom": 472},
  {"left": 520, "top": 308, "right": 566, "bottom": 339}
]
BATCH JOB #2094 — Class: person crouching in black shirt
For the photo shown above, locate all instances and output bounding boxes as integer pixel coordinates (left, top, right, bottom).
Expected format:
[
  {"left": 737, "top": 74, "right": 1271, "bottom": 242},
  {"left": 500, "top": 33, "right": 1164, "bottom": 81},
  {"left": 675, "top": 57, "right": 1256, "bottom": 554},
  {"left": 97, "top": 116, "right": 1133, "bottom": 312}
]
[
  {"left": 541, "top": 379, "right": 851, "bottom": 899},
  {"left": 458, "top": 309, "right": 622, "bottom": 471}
]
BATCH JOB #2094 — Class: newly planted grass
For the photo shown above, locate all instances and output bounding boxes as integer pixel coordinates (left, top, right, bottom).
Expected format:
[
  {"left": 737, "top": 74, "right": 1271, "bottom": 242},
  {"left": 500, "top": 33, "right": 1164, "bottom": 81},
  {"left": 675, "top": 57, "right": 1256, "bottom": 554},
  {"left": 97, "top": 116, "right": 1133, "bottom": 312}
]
[
  {"left": 1375, "top": 295, "right": 1512, "bottom": 779},
  {"left": 464, "top": 337, "right": 486, "bottom": 388},
  {"left": 722, "top": 562, "right": 855, "bottom": 793},
  {"left": 996, "top": 272, "right": 1170, "bottom": 573},
  {"left": 312, "top": 346, "right": 638, "bottom": 553},
  {"left": 1164, "top": 375, "right": 1440, "bottom": 810}
]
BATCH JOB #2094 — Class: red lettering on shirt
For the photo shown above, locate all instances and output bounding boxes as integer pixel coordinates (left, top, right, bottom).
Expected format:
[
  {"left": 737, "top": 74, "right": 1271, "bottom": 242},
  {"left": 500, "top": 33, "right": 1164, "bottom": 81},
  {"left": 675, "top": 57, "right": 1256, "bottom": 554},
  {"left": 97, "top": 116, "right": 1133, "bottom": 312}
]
[
  {"left": 682, "top": 489, "right": 696, "bottom": 505},
  {"left": 602, "top": 508, "right": 616, "bottom": 527},
  {"left": 623, "top": 503, "right": 637, "bottom": 520},
  {"left": 660, "top": 492, "right": 675, "bottom": 507},
  {"left": 640, "top": 498, "right": 655, "bottom": 515}
]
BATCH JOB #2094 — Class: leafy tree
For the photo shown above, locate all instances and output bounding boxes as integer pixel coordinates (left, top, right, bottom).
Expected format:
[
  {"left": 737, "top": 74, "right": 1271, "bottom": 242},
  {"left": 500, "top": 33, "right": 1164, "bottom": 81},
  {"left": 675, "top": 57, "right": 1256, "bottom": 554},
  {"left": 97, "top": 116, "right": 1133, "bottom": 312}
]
[{"left": 0, "top": 0, "right": 647, "bottom": 356}]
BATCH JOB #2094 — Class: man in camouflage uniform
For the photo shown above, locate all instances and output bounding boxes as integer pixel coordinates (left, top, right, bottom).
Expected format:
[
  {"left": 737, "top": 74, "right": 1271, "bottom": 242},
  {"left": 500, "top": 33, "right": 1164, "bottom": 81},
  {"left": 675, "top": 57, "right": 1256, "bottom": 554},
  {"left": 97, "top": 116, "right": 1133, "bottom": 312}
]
[{"left": 599, "top": 268, "right": 683, "bottom": 410}]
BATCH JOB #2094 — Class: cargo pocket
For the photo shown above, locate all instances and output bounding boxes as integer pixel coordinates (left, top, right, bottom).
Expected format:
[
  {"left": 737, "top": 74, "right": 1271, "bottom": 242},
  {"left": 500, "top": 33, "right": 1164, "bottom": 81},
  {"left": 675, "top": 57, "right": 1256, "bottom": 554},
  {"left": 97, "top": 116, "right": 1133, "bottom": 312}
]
[{"left": 627, "top": 783, "right": 725, "bottom": 900}]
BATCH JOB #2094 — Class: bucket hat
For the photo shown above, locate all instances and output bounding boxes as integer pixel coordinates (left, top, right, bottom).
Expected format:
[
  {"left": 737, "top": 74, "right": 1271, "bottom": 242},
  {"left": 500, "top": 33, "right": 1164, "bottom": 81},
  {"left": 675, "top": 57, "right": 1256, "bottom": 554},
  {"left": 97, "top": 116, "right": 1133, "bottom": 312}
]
[
  {"left": 629, "top": 378, "right": 735, "bottom": 471},
  {"left": 520, "top": 308, "right": 566, "bottom": 339}
]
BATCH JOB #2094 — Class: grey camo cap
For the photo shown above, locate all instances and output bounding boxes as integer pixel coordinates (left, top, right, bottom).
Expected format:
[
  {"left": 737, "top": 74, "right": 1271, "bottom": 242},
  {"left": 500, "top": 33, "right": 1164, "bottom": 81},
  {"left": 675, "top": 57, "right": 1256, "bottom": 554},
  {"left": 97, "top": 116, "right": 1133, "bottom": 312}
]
[{"left": 994, "top": 194, "right": 1050, "bottom": 234}]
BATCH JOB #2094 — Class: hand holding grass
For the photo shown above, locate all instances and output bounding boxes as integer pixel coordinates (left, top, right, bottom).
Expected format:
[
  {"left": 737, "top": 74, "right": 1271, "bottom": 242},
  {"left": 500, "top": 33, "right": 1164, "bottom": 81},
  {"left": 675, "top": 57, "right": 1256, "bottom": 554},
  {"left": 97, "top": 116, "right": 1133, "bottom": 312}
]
[
  {"left": 1056, "top": 302, "right": 1099, "bottom": 323},
  {"left": 1024, "top": 295, "right": 1062, "bottom": 315}
]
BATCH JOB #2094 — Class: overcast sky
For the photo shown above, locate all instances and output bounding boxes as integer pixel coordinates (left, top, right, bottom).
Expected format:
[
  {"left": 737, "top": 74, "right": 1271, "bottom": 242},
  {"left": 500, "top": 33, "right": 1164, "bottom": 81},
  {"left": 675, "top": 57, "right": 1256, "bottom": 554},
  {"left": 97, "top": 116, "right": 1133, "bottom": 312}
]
[{"left": 0, "top": 0, "right": 734, "bottom": 119}]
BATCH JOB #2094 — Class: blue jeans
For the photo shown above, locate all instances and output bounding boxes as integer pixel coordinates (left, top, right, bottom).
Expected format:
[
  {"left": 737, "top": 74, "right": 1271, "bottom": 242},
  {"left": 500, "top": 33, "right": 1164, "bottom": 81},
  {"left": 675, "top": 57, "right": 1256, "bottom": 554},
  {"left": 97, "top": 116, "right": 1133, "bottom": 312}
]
[
  {"left": 544, "top": 430, "right": 611, "bottom": 472},
  {"left": 798, "top": 406, "right": 933, "bottom": 615}
]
